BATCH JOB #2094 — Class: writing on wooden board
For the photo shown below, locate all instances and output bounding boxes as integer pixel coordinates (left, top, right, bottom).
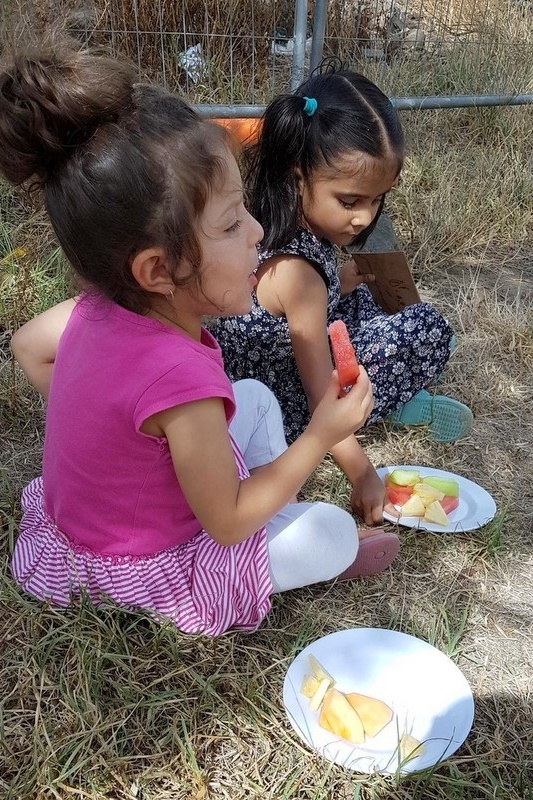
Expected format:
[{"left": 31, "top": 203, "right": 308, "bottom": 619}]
[{"left": 351, "top": 251, "right": 421, "bottom": 314}]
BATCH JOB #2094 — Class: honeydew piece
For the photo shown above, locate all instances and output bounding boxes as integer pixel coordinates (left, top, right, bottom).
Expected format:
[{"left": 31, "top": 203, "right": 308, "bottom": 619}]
[
  {"left": 400, "top": 494, "right": 427, "bottom": 517},
  {"left": 399, "top": 733, "right": 426, "bottom": 762},
  {"left": 389, "top": 469, "right": 420, "bottom": 487},
  {"left": 423, "top": 500, "right": 449, "bottom": 525},
  {"left": 300, "top": 674, "right": 320, "bottom": 699},
  {"left": 413, "top": 483, "right": 445, "bottom": 502},
  {"left": 308, "top": 654, "right": 335, "bottom": 685},
  {"left": 345, "top": 693, "right": 393, "bottom": 738},
  {"left": 309, "top": 677, "right": 333, "bottom": 712},
  {"left": 422, "top": 475, "right": 460, "bottom": 497},
  {"left": 318, "top": 688, "right": 365, "bottom": 744}
]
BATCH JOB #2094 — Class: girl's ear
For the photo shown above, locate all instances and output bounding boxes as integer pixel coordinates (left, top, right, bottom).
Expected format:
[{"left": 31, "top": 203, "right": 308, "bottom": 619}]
[
  {"left": 294, "top": 166, "right": 304, "bottom": 197},
  {"left": 131, "top": 247, "right": 174, "bottom": 295}
]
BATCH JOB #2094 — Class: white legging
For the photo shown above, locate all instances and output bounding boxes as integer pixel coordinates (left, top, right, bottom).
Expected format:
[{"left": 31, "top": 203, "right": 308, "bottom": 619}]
[{"left": 229, "top": 379, "right": 358, "bottom": 592}]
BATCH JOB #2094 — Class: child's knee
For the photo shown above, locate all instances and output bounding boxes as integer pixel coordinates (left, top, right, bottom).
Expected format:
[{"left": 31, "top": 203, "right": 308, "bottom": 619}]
[
  {"left": 231, "top": 378, "right": 287, "bottom": 467},
  {"left": 233, "top": 378, "right": 284, "bottom": 427},
  {"left": 233, "top": 378, "right": 277, "bottom": 407},
  {"left": 312, "top": 503, "right": 358, "bottom": 580},
  {"left": 266, "top": 502, "right": 358, "bottom": 591}
]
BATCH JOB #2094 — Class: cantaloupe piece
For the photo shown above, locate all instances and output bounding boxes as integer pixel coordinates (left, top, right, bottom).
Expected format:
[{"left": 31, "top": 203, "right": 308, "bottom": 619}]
[
  {"left": 399, "top": 733, "right": 425, "bottom": 762},
  {"left": 345, "top": 692, "right": 393, "bottom": 738},
  {"left": 318, "top": 689, "right": 365, "bottom": 744}
]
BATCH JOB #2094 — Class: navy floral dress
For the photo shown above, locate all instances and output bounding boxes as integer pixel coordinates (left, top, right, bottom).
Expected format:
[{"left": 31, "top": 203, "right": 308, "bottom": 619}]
[{"left": 211, "top": 229, "right": 453, "bottom": 442}]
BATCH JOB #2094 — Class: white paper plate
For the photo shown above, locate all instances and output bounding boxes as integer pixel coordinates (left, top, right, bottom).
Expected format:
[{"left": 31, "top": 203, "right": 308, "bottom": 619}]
[
  {"left": 283, "top": 628, "right": 474, "bottom": 775},
  {"left": 377, "top": 465, "right": 497, "bottom": 533}
]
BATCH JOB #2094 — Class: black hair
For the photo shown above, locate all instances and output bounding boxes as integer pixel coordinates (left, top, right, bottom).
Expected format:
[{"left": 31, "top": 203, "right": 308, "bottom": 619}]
[
  {"left": 0, "top": 40, "right": 231, "bottom": 313},
  {"left": 245, "top": 62, "right": 404, "bottom": 251}
]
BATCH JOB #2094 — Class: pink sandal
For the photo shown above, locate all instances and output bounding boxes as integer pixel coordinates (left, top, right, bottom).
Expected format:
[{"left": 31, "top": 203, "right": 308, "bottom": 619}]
[{"left": 335, "top": 528, "right": 400, "bottom": 581}]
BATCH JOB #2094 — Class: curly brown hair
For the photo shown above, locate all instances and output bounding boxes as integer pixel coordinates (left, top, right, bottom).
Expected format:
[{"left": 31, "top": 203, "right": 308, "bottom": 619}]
[{"left": 0, "top": 39, "right": 231, "bottom": 313}]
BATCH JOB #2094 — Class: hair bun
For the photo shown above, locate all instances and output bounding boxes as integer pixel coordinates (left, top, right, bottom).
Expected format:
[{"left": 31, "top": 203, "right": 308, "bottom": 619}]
[{"left": 0, "top": 43, "right": 136, "bottom": 186}]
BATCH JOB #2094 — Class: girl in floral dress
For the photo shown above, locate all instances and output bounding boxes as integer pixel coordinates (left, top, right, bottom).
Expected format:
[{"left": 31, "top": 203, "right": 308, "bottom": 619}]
[{"left": 212, "top": 66, "right": 472, "bottom": 527}]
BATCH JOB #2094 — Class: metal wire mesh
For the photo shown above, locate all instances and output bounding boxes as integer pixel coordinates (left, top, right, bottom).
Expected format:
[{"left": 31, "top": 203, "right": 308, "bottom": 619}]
[{"left": 1, "top": 0, "right": 532, "bottom": 110}]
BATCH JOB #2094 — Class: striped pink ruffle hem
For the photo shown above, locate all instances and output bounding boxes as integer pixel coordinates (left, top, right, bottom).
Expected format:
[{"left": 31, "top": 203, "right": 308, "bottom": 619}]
[{"left": 11, "top": 477, "right": 272, "bottom": 636}]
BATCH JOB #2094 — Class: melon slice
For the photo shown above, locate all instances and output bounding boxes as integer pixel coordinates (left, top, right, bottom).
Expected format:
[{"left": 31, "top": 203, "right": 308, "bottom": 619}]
[
  {"left": 399, "top": 733, "right": 425, "bottom": 762},
  {"left": 389, "top": 469, "right": 420, "bottom": 486},
  {"left": 318, "top": 688, "right": 365, "bottom": 744},
  {"left": 423, "top": 500, "right": 449, "bottom": 525},
  {"left": 399, "top": 493, "right": 426, "bottom": 517},
  {"left": 345, "top": 693, "right": 393, "bottom": 738},
  {"left": 422, "top": 475, "right": 460, "bottom": 497},
  {"left": 308, "top": 654, "right": 335, "bottom": 685}
]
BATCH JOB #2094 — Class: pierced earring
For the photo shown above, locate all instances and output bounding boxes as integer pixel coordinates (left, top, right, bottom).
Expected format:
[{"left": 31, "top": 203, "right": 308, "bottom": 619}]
[{"left": 167, "top": 287, "right": 175, "bottom": 301}]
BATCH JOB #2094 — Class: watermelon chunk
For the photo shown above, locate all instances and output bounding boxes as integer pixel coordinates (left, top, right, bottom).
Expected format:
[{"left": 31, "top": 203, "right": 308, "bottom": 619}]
[
  {"left": 440, "top": 495, "right": 459, "bottom": 515},
  {"left": 328, "top": 320, "right": 360, "bottom": 389},
  {"left": 384, "top": 475, "right": 414, "bottom": 506}
]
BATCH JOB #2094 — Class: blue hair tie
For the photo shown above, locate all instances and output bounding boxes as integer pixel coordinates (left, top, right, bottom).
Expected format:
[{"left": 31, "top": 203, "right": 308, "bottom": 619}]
[{"left": 303, "top": 96, "right": 318, "bottom": 117}]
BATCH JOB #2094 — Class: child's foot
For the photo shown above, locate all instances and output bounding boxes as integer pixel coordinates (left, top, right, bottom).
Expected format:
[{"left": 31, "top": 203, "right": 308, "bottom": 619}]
[
  {"left": 335, "top": 528, "right": 400, "bottom": 581},
  {"left": 386, "top": 389, "right": 473, "bottom": 443}
]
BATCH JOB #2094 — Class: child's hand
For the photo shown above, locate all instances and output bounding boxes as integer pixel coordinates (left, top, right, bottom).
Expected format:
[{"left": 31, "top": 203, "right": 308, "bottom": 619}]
[
  {"left": 350, "top": 467, "right": 400, "bottom": 526},
  {"left": 339, "top": 260, "right": 375, "bottom": 297},
  {"left": 309, "top": 366, "right": 374, "bottom": 448}
]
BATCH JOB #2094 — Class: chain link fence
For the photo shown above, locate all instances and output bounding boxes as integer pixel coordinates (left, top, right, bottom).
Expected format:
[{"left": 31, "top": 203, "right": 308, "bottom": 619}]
[{"left": 1, "top": 0, "right": 533, "bottom": 113}]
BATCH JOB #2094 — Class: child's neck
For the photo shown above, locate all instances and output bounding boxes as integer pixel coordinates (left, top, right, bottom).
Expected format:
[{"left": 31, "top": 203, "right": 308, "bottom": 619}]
[
  {"left": 300, "top": 217, "right": 321, "bottom": 241},
  {"left": 147, "top": 304, "right": 201, "bottom": 341}
]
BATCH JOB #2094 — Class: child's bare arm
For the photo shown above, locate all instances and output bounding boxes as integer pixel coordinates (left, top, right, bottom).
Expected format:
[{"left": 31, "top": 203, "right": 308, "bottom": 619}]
[
  {"left": 11, "top": 298, "right": 76, "bottom": 398},
  {"left": 144, "top": 370, "right": 373, "bottom": 547},
  {"left": 269, "top": 257, "right": 395, "bottom": 524}
]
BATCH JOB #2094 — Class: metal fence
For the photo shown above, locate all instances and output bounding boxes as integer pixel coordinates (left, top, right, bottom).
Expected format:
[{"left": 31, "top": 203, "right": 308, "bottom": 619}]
[{"left": 1, "top": 0, "right": 533, "bottom": 114}]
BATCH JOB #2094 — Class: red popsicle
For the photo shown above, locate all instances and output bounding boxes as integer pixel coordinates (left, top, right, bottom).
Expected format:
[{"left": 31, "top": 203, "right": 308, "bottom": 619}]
[{"left": 328, "top": 320, "right": 360, "bottom": 389}]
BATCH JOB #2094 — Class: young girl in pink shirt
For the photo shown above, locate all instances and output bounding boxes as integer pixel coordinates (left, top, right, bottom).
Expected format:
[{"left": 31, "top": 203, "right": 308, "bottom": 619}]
[{"left": 2, "top": 42, "right": 399, "bottom": 636}]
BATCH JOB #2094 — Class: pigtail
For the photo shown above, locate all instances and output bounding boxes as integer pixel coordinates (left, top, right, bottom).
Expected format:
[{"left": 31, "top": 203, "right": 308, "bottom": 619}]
[
  {"left": 245, "top": 94, "right": 315, "bottom": 251},
  {"left": 0, "top": 40, "right": 135, "bottom": 189}
]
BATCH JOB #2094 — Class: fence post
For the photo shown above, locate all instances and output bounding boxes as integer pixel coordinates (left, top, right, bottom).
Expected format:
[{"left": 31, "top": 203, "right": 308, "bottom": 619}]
[
  {"left": 291, "top": 0, "right": 308, "bottom": 90},
  {"left": 310, "top": 0, "right": 327, "bottom": 74}
]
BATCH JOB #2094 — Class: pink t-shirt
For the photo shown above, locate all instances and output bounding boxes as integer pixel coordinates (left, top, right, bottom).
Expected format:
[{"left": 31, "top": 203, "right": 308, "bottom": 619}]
[{"left": 42, "top": 293, "right": 235, "bottom": 556}]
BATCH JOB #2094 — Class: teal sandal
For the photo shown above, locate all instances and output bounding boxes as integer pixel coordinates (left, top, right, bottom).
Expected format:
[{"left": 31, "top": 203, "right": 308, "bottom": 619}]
[{"left": 386, "top": 389, "right": 473, "bottom": 443}]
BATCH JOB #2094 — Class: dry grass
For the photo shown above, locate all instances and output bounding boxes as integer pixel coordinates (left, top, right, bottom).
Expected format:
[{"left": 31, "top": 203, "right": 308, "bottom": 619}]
[
  {"left": 2, "top": 2, "right": 533, "bottom": 799},
  {"left": 2, "top": 0, "right": 532, "bottom": 101}
]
